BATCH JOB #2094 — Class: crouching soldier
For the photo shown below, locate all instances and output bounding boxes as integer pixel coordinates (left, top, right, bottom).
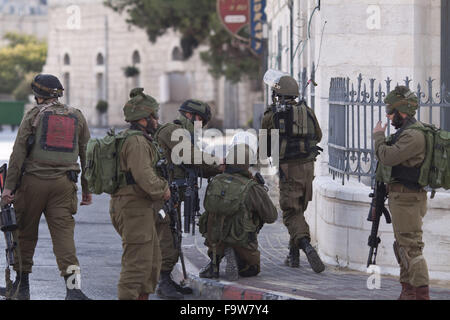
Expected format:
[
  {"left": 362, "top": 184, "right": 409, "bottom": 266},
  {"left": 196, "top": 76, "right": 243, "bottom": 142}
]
[{"left": 198, "top": 143, "right": 278, "bottom": 280}]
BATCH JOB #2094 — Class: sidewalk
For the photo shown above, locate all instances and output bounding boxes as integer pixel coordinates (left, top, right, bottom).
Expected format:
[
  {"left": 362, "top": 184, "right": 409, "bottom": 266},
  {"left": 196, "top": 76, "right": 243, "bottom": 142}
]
[{"left": 177, "top": 216, "right": 450, "bottom": 300}]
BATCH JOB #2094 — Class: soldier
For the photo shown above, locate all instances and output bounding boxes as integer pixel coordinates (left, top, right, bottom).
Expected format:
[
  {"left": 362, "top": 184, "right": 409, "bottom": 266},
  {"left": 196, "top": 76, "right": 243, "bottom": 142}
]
[
  {"left": 154, "top": 99, "right": 222, "bottom": 299},
  {"left": 373, "top": 85, "right": 430, "bottom": 300},
  {"left": 109, "top": 88, "right": 170, "bottom": 300},
  {"left": 261, "top": 69, "right": 325, "bottom": 273},
  {"left": 0, "top": 74, "right": 92, "bottom": 300},
  {"left": 198, "top": 143, "right": 278, "bottom": 280}
]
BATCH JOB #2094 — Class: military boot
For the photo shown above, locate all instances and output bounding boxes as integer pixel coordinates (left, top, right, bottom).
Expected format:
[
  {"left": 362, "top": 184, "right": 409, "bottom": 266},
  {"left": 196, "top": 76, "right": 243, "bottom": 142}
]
[
  {"left": 298, "top": 237, "right": 325, "bottom": 273},
  {"left": 137, "top": 293, "right": 149, "bottom": 300},
  {"left": 156, "top": 271, "right": 184, "bottom": 300},
  {"left": 398, "top": 282, "right": 416, "bottom": 300},
  {"left": 284, "top": 245, "right": 300, "bottom": 268},
  {"left": 199, "top": 261, "right": 220, "bottom": 279},
  {"left": 224, "top": 247, "right": 239, "bottom": 281},
  {"left": 64, "top": 275, "right": 91, "bottom": 300},
  {"left": 8, "top": 272, "right": 30, "bottom": 300},
  {"left": 168, "top": 278, "right": 193, "bottom": 295},
  {"left": 416, "top": 286, "right": 430, "bottom": 300}
]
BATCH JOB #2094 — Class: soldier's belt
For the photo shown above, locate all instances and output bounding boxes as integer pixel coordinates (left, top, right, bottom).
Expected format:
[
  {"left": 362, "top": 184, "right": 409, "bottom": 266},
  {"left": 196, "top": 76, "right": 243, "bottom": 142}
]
[{"left": 387, "top": 183, "right": 424, "bottom": 193}]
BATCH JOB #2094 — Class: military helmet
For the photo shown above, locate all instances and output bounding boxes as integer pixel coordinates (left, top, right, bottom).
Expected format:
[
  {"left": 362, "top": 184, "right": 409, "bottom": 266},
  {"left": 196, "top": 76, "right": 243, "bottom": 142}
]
[
  {"left": 384, "top": 86, "right": 419, "bottom": 116},
  {"left": 123, "top": 88, "right": 159, "bottom": 122},
  {"left": 263, "top": 69, "right": 299, "bottom": 97},
  {"left": 179, "top": 99, "right": 212, "bottom": 124},
  {"left": 225, "top": 143, "right": 255, "bottom": 171},
  {"left": 31, "top": 74, "right": 64, "bottom": 99}
]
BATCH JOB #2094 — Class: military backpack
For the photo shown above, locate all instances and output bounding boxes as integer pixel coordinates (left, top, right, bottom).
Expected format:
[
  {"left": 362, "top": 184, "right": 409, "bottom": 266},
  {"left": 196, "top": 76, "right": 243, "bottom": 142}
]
[
  {"left": 377, "top": 122, "right": 450, "bottom": 191},
  {"left": 85, "top": 129, "right": 142, "bottom": 194},
  {"left": 414, "top": 123, "right": 450, "bottom": 190},
  {"left": 200, "top": 173, "right": 260, "bottom": 247}
]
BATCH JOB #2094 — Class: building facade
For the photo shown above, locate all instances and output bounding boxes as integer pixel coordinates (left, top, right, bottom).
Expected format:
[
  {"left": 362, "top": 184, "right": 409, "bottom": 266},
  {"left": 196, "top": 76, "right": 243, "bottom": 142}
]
[
  {"left": 43, "top": 0, "right": 261, "bottom": 128},
  {"left": 265, "top": 0, "right": 450, "bottom": 280},
  {"left": 0, "top": 0, "right": 48, "bottom": 47}
]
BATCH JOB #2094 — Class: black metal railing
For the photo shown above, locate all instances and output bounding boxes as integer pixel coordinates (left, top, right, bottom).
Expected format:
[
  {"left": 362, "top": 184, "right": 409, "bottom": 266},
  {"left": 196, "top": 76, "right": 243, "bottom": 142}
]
[{"left": 328, "top": 74, "right": 450, "bottom": 186}]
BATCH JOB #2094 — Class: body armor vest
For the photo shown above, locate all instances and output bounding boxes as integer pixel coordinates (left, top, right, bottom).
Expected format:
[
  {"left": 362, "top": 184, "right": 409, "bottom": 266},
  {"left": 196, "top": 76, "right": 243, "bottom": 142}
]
[
  {"left": 29, "top": 102, "right": 79, "bottom": 166},
  {"left": 271, "top": 102, "right": 321, "bottom": 160}
]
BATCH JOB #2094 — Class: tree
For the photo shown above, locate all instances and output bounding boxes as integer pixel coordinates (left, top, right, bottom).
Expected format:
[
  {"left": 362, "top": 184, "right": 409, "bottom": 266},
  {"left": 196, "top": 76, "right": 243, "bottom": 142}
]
[
  {"left": 104, "top": 0, "right": 260, "bottom": 83},
  {"left": 0, "top": 33, "right": 47, "bottom": 96}
]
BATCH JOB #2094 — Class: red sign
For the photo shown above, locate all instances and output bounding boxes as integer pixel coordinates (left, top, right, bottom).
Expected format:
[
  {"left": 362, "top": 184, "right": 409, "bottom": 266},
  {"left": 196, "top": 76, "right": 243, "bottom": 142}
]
[{"left": 217, "top": 0, "right": 250, "bottom": 36}]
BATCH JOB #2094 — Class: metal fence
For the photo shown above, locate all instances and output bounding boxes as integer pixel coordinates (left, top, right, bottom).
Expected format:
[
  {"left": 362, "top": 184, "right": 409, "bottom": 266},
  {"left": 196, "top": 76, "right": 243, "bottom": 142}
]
[{"left": 328, "top": 74, "right": 450, "bottom": 186}]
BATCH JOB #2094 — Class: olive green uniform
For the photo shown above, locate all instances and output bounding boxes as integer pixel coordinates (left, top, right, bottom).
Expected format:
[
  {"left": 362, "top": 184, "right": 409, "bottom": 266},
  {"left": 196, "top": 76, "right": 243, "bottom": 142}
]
[
  {"left": 5, "top": 101, "right": 90, "bottom": 276},
  {"left": 201, "top": 171, "right": 278, "bottom": 274},
  {"left": 155, "top": 118, "right": 221, "bottom": 272},
  {"left": 374, "top": 121, "right": 429, "bottom": 288},
  {"left": 109, "top": 131, "right": 169, "bottom": 300},
  {"left": 261, "top": 103, "right": 322, "bottom": 247}
]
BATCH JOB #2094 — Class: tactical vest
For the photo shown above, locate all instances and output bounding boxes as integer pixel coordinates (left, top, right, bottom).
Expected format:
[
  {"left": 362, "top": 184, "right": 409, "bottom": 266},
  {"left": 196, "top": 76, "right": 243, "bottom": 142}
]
[
  {"left": 376, "top": 121, "right": 431, "bottom": 190},
  {"left": 154, "top": 120, "right": 191, "bottom": 181},
  {"left": 200, "top": 173, "right": 261, "bottom": 247},
  {"left": 269, "top": 102, "right": 321, "bottom": 161},
  {"left": 28, "top": 102, "right": 79, "bottom": 166}
]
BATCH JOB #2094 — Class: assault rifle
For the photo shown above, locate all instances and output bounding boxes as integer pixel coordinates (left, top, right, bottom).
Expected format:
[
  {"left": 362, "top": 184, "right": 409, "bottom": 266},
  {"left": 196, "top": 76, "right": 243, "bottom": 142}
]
[
  {"left": 366, "top": 180, "right": 391, "bottom": 267},
  {"left": 183, "top": 167, "right": 200, "bottom": 236},
  {"left": 157, "top": 159, "right": 188, "bottom": 280},
  {"left": 0, "top": 164, "right": 19, "bottom": 297}
]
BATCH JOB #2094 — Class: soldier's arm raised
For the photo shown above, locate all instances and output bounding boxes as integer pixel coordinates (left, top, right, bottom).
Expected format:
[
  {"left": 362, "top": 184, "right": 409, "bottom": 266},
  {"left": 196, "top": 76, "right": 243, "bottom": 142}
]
[{"left": 374, "top": 130, "right": 425, "bottom": 167}]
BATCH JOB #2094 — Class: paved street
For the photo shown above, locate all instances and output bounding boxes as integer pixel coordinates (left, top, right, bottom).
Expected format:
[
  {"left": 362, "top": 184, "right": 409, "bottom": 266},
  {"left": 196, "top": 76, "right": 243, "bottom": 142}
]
[{"left": 1, "top": 127, "right": 450, "bottom": 300}]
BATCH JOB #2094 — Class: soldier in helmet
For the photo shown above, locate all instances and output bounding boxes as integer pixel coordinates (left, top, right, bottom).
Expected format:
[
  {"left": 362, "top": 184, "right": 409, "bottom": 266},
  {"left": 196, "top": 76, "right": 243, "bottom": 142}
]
[
  {"left": 373, "top": 85, "right": 430, "bottom": 300},
  {"left": 198, "top": 142, "right": 278, "bottom": 280},
  {"left": 1, "top": 74, "right": 92, "bottom": 300},
  {"left": 109, "top": 88, "right": 171, "bottom": 300},
  {"left": 154, "top": 99, "right": 222, "bottom": 299},
  {"left": 261, "top": 69, "right": 325, "bottom": 273}
]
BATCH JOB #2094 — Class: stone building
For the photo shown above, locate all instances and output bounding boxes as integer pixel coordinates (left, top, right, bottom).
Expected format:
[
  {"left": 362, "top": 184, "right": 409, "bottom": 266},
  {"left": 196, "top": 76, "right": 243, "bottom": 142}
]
[
  {"left": 0, "top": 0, "right": 48, "bottom": 47},
  {"left": 265, "top": 0, "right": 450, "bottom": 281},
  {"left": 42, "top": 0, "right": 261, "bottom": 128}
]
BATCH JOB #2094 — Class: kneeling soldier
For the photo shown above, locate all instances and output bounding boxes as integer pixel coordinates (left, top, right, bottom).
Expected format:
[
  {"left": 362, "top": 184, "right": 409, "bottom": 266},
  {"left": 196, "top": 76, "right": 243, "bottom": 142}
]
[{"left": 198, "top": 143, "right": 278, "bottom": 280}]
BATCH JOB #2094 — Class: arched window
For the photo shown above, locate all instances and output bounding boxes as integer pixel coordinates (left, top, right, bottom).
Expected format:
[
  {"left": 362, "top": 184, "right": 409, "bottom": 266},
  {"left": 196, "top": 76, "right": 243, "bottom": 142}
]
[
  {"left": 132, "top": 50, "right": 141, "bottom": 65},
  {"left": 63, "top": 53, "right": 70, "bottom": 66},
  {"left": 96, "top": 53, "right": 104, "bottom": 66},
  {"left": 172, "top": 47, "right": 184, "bottom": 61}
]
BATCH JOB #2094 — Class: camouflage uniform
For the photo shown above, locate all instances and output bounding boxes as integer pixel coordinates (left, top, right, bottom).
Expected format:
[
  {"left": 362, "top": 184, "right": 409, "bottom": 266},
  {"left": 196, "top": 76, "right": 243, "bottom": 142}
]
[
  {"left": 374, "top": 86, "right": 430, "bottom": 300},
  {"left": 109, "top": 88, "right": 168, "bottom": 300},
  {"left": 198, "top": 153, "right": 278, "bottom": 280},
  {"left": 154, "top": 99, "right": 221, "bottom": 299},
  {"left": 4, "top": 74, "right": 91, "bottom": 300},
  {"left": 261, "top": 69, "right": 325, "bottom": 273}
]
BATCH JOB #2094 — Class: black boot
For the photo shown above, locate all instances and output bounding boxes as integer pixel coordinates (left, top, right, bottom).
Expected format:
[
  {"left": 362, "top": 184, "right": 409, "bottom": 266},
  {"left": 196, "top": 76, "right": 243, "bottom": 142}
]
[
  {"left": 156, "top": 271, "right": 184, "bottom": 300},
  {"left": 8, "top": 272, "right": 30, "bottom": 300},
  {"left": 224, "top": 247, "right": 239, "bottom": 281},
  {"left": 168, "top": 278, "right": 193, "bottom": 295},
  {"left": 64, "top": 275, "right": 91, "bottom": 300},
  {"left": 284, "top": 245, "right": 300, "bottom": 268},
  {"left": 199, "top": 261, "right": 220, "bottom": 279},
  {"left": 298, "top": 237, "right": 325, "bottom": 273}
]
